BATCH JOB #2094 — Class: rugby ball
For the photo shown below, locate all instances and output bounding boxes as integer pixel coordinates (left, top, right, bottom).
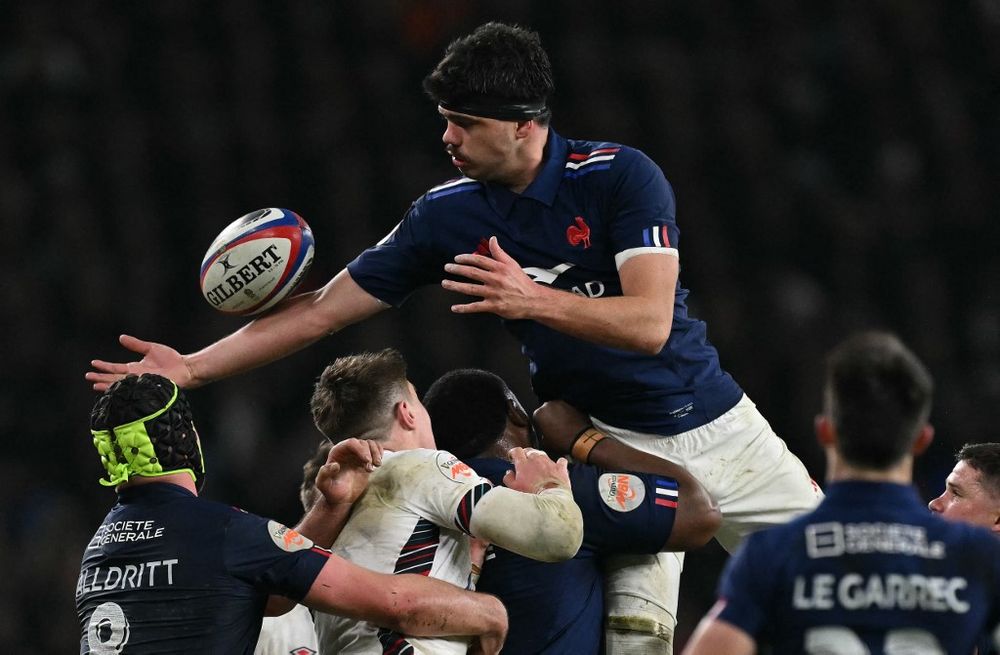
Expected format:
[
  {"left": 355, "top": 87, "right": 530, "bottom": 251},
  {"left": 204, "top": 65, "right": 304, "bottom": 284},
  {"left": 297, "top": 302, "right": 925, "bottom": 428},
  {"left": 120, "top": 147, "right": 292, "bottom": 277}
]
[{"left": 199, "top": 208, "right": 315, "bottom": 316}]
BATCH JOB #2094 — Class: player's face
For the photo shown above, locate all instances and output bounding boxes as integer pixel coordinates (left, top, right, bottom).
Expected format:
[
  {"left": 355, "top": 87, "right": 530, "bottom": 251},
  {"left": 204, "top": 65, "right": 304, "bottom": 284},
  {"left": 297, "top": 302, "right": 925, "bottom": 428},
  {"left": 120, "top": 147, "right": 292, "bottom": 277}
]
[
  {"left": 438, "top": 108, "right": 525, "bottom": 186},
  {"left": 928, "top": 460, "right": 1000, "bottom": 530}
]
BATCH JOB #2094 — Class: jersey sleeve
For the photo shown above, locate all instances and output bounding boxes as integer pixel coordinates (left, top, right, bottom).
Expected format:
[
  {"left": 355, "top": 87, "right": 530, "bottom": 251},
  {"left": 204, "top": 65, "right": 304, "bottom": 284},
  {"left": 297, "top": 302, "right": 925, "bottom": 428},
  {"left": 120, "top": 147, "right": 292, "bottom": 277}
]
[
  {"left": 222, "top": 509, "right": 330, "bottom": 601},
  {"left": 346, "top": 199, "right": 446, "bottom": 307},
  {"left": 396, "top": 450, "right": 495, "bottom": 535},
  {"left": 606, "top": 148, "right": 679, "bottom": 270},
  {"left": 714, "top": 532, "right": 777, "bottom": 638},
  {"left": 569, "top": 465, "right": 675, "bottom": 554}
]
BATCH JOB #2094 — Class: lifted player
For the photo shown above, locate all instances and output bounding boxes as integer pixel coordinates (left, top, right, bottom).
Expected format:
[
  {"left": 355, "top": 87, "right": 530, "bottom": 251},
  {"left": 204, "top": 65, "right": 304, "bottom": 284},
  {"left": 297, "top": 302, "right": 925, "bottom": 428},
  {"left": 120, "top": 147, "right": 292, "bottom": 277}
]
[{"left": 88, "top": 22, "right": 820, "bottom": 652}]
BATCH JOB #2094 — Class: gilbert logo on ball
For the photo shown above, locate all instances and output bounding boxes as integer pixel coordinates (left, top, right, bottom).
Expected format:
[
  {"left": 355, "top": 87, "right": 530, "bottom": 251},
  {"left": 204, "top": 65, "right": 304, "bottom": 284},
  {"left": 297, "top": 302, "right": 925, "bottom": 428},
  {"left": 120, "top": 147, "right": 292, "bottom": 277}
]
[{"left": 199, "top": 208, "right": 315, "bottom": 315}]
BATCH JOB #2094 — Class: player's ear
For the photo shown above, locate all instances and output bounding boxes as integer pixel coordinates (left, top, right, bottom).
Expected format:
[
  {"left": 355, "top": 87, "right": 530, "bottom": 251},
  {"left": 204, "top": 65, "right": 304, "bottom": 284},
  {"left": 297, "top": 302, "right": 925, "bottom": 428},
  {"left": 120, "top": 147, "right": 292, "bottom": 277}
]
[
  {"left": 514, "top": 119, "right": 533, "bottom": 139},
  {"left": 506, "top": 398, "right": 529, "bottom": 427},
  {"left": 814, "top": 414, "right": 835, "bottom": 448},
  {"left": 912, "top": 424, "right": 935, "bottom": 456},
  {"left": 395, "top": 401, "right": 417, "bottom": 429}
]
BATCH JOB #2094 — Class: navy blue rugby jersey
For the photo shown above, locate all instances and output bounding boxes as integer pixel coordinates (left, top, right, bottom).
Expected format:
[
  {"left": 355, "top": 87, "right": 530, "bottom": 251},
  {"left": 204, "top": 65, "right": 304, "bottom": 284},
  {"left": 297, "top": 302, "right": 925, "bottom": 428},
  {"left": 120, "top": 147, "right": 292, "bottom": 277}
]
[
  {"left": 76, "top": 483, "right": 329, "bottom": 654},
  {"left": 716, "top": 481, "right": 1000, "bottom": 654},
  {"left": 468, "top": 457, "right": 677, "bottom": 655},
  {"left": 348, "top": 129, "right": 743, "bottom": 436}
]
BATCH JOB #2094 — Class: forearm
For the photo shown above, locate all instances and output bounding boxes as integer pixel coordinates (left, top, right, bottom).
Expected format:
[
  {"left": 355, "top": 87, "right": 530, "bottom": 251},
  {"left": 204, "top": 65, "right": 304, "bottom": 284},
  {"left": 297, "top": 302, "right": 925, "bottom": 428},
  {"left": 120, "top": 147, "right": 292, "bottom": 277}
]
[
  {"left": 294, "top": 499, "right": 353, "bottom": 549},
  {"left": 383, "top": 574, "right": 507, "bottom": 640},
  {"left": 527, "top": 253, "right": 677, "bottom": 354},
  {"left": 469, "top": 486, "right": 583, "bottom": 562},
  {"left": 185, "top": 269, "right": 384, "bottom": 385},
  {"left": 304, "top": 557, "right": 507, "bottom": 641},
  {"left": 527, "top": 288, "right": 672, "bottom": 354},
  {"left": 185, "top": 291, "right": 327, "bottom": 385}
]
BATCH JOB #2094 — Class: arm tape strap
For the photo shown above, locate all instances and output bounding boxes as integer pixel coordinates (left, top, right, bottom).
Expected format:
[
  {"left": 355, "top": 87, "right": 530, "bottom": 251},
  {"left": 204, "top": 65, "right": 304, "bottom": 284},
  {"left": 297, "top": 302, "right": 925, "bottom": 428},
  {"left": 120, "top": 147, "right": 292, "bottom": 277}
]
[{"left": 571, "top": 427, "right": 606, "bottom": 464}]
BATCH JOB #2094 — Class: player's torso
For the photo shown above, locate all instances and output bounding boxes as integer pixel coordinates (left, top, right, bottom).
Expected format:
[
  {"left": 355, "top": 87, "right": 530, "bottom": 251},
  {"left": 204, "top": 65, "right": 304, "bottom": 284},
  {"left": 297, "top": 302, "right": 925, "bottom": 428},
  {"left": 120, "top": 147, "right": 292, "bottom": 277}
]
[
  {"left": 427, "top": 180, "right": 623, "bottom": 303},
  {"left": 76, "top": 489, "right": 261, "bottom": 654},
  {"left": 416, "top": 138, "right": 740, "bottom": 432},
  {"left": 467, "top": 458, "right": 604, "bottom": 654},
  {"left": 760, "top": 493, "right": 1000, "bottom": 654},
  {"left": 315, "top": 450, "right": 476, "bottom": 655}
]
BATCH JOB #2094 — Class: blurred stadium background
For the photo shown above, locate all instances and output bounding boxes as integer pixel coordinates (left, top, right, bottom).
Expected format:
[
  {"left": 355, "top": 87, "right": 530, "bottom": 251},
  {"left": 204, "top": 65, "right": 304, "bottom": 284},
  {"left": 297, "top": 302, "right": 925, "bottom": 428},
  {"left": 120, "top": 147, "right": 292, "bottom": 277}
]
[{"left": 2, "top": 0, "right": 998, "bottom": 650}]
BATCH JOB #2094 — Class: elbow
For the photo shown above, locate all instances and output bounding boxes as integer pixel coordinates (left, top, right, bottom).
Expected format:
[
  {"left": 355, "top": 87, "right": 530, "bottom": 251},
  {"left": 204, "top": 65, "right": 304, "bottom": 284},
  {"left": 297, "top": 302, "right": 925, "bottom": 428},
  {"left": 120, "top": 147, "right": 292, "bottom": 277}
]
[
  {"left": 668, "top": 500, "right": 723, "bottom": 551},
  {"left": 633, "top": 319, "right": 671, "bottom": 355},
  {"left": 687, "top": 504, "right": 723, "bottom": 549},
  {"left": 536, "top": 506, "right": 584, "bottom": 562}
]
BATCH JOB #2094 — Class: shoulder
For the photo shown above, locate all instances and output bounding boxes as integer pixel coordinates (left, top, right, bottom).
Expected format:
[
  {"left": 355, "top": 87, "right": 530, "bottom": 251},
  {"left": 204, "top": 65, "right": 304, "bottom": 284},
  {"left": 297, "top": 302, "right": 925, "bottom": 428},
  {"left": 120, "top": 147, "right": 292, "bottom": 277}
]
[
  {"left": 379, "top": 448, "right": 483, "bottom": 483},
  {"left": 563, "top": 138, "right": 656, "bottom": 176},
  {"left": 420, "top": 176, "right": 483, "bottom": 205},
  {"left": 932, "top": 514, "right": 1000, "bottom": 555}
]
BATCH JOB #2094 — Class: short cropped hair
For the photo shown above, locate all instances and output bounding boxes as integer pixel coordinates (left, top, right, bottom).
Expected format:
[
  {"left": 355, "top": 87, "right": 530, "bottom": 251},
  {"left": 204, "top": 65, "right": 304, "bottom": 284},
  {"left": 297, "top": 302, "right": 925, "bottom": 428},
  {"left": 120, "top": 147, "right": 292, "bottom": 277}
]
[
  {"left": 957, "top": 443, "right": 1000, "bottom": 500},
  {"left": 423, "top": 369, "right": 510, "bottom": 460},
  {"left": 423, "top": 22, "right": 554, "bottom": 125},
  {"left": 310, "top": 349, "right": 410, "bottom": 443},
  {"left": 824, "top": 331, "right": 933, "bottom": 469},
  {"left": 300, "top": 439, "right": 332, "bottom": 512}
]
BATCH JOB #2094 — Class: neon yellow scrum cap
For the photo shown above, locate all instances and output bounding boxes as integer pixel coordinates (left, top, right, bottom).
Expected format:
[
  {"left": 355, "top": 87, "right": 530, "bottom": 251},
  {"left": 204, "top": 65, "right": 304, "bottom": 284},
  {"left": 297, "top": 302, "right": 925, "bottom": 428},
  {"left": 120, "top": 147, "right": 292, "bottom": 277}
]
[{"left": 90, "top": 380, "right": 205, "bottom": 487}]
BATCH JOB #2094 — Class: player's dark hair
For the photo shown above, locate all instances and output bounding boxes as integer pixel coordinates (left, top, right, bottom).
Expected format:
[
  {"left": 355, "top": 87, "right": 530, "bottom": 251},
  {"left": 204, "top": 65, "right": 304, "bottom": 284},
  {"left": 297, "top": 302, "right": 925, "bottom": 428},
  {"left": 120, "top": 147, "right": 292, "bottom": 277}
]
[
  {"left": 423, "top": 22, "right": 554, "bottom": 125},
  {"left": 957, "top": 442, "right": 1000, "bottom": 500},
  {"left": 90, "top": 373, "right": 205, "bottom": 483},
  {"left": 824, "top": 331, "right": 933, "bottom": 469},
  {"left": 311, "top": 349, "right": 410, "bottom": 443},
  {"left": 423, "top": 369, "right": 511, "bottom": 460},
  {"left": 300, "top": 439, "right": 332, "bottom": 511}
]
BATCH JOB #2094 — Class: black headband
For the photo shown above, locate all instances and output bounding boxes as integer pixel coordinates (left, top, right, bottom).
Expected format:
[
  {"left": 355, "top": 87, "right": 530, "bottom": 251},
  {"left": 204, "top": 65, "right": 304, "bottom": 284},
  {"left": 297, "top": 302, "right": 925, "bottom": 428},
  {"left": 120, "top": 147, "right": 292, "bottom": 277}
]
[{"left": 438, "top": 97, "right": 548, "bottom": 121}]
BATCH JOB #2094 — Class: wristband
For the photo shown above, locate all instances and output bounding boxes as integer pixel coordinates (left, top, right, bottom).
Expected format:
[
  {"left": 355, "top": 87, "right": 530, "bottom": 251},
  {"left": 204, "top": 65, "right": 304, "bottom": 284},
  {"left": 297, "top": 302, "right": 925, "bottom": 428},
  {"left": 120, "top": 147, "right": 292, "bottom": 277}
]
[{"left": 571, "top": 427, "right": 606, "bottom": 464}]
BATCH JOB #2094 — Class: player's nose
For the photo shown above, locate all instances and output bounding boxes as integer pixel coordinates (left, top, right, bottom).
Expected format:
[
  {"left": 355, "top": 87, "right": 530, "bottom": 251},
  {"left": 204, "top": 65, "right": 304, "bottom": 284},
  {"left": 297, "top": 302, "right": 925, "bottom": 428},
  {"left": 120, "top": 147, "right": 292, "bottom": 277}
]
[
  {"left": 927, "top": 495, "right": 944, "bottom": 513},
  {"left": 442, "top": 121, "right": 461, "bottom": 146}
]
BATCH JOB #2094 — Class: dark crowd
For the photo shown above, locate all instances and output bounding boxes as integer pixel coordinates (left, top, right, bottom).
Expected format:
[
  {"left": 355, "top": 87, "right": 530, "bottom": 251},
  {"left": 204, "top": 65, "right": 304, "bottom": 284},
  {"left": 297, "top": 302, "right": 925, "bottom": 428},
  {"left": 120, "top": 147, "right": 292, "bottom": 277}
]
[{"left": 2, "top": 0, "right": 998, "bottom": 650}]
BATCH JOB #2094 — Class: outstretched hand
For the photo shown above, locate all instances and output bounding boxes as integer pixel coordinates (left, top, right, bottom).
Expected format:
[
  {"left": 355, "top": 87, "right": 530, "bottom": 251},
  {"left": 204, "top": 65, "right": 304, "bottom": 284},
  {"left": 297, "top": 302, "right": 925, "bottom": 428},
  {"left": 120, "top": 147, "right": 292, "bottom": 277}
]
[
  {"left": 502, "top": 447, "right": 571, "bottom": 494},
  {"left": 441, "top": 236, "right": 546, "bottom": 319},
  {"left": 86, "top": 335, "right": 193, "bottom": 391},
  {"left": 314, "top": 438, "right": 384, "bottom": 506}
]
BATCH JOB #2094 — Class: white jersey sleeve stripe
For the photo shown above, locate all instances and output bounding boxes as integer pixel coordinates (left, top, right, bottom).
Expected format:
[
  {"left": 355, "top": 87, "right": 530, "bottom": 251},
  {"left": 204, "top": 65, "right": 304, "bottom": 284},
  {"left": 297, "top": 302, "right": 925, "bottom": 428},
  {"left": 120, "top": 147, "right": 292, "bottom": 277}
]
[{"left": 615, "top": 246, "right": 679, "bottom": 270}]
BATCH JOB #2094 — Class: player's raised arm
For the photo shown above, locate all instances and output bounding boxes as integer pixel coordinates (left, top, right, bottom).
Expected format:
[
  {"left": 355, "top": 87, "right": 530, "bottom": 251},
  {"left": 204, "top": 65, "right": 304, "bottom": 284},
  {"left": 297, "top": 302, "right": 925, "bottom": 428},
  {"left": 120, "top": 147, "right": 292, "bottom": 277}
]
[
  {"left": 467, "top": 446, "right": 584, "bottom": 562},
  {"left": 294, "top": 437, "right": 383, "bottom": 547},
  {"left": 534, "top": 400, "right": 721, "bottom": 550},
  {"left": 86, "top": 269, "right": 387, "bottom": 390},
  {"left": 303, "top": 555, "right": 507, "bottom": 654}
]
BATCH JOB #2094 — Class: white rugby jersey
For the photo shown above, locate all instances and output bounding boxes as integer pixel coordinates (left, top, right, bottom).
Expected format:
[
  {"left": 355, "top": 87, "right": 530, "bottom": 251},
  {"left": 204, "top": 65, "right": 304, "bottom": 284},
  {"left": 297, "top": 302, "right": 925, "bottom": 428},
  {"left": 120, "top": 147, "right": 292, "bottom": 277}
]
[
  {"left": 314, "top": 448, "right": 494, "bottom": 655},
  {"left": 255, "top": 604, "right": 318, "bottom": 655}
]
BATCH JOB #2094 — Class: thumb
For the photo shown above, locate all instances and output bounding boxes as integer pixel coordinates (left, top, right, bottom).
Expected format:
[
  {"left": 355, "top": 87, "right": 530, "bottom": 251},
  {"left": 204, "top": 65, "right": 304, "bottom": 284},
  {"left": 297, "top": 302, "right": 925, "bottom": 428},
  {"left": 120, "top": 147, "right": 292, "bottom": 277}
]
[
  {"left": 488, "top": 236, "right": 512, "bottom": 263},
  {"left": 318, "top": 461, "right": 342, "bottom": 483},
  {"left": 120, "top": 334, "right": 152, "bottom": 355},
  {"left": 502, "top": 469, "right": 516, "bottom": 488}
]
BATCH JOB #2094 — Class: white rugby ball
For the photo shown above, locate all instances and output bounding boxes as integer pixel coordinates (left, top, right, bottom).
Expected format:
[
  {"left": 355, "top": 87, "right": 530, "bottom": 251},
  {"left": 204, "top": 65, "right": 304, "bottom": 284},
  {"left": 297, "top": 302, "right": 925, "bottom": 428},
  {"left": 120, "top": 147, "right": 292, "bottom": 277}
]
[{"left": 199, "top": 208, "right": 315, "bottom": 316}]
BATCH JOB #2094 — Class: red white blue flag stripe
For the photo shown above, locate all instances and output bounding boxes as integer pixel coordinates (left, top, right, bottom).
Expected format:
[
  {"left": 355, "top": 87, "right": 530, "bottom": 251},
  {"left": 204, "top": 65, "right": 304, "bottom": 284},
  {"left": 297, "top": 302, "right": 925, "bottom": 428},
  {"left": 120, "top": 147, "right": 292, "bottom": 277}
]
[
  {"left": 643, "top": 225, "right": 671, "bottom": 248},
  {"left": 655, "top": 478, "right": 679, "bottom": 508}
]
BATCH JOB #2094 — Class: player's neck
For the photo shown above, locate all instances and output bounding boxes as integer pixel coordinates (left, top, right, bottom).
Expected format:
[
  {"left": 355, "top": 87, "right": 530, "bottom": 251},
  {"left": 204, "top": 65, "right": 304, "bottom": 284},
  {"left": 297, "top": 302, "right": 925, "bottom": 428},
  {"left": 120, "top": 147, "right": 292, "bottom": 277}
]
[
  {"left": 506, "top": 127, "right": 549, "bottom": 194},
  {"left": 384, "top": 429, "right": 434, "bottom": 452},
  {"left": 118, "top": 472, "right": 198, "bottom": 496},
  {"left": 827, "top": 453, "right": 913, "bottom": 486}
]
